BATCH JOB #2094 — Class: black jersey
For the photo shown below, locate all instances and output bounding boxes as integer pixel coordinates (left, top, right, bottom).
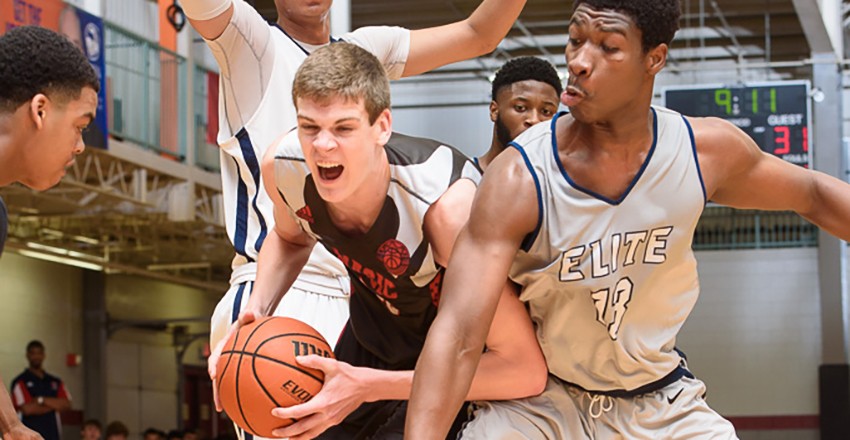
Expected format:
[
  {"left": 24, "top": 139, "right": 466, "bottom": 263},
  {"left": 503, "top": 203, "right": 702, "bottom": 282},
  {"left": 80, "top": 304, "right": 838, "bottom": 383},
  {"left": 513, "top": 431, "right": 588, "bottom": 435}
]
[
  {"left": 0, "top": 196, "right": 7, "bottom": 257},
  {"left": 273, "top": 132, "right": 480, "bottom": 369}
]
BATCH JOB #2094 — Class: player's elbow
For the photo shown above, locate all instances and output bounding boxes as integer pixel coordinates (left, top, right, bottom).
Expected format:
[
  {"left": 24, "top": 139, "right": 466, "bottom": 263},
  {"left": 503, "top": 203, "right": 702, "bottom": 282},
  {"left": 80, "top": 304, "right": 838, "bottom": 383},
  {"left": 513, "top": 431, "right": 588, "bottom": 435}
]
[
  {"left": 516, "top": 354, "right": 549, "bottom": 398},
  {"left": 460, "top": 21, "right": 502, "bottom": 57}
]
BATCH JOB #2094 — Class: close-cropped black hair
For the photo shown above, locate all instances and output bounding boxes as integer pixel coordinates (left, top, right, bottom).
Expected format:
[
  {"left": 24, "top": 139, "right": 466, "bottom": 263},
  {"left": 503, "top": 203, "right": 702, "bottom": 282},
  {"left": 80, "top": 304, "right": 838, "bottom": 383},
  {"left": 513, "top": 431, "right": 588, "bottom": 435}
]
[
  {"left": 0, "top": 26, "right": 100, "bottom": 112},
  {"left": 26, "top": 340, "right": 44, "bottom": 352},
  {"left": 491, "top": 56, "right": 563, "bottom": 100},
  {"left": 572, "top": 0, "right": 681, "bottom": 52}
]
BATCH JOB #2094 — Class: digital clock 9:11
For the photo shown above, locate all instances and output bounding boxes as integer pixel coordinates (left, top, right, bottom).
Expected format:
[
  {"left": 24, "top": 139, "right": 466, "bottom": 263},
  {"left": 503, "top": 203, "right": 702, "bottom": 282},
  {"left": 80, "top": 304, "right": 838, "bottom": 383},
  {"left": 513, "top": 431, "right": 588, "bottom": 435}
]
[{"left": 663, "top": 81, "right": 811, "bottom": 168}]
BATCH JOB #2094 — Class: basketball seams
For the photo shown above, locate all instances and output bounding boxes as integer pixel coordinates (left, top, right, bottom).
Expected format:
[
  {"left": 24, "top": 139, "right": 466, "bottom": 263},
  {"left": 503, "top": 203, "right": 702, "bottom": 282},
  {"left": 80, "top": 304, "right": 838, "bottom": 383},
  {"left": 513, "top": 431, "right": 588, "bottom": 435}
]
[
  {"left": 234, "top": 317, "right": 278, "bottom": 435},
  {"left": 218, "top": 317, "right": 332, "bottom": 437},
  {"left": 224, "top": 351, "right": 327, "bottom": 384}
]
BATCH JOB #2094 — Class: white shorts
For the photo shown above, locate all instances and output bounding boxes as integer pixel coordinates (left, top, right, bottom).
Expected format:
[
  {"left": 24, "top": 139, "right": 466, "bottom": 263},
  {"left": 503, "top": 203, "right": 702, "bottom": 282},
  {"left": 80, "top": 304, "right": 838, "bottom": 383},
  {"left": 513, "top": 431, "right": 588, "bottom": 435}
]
[
  {"left": 210, "top": 263, "right": 350, "bottom": 350},
  {"left": 461, "top": 375, "right": 738, "bottom": 439}
]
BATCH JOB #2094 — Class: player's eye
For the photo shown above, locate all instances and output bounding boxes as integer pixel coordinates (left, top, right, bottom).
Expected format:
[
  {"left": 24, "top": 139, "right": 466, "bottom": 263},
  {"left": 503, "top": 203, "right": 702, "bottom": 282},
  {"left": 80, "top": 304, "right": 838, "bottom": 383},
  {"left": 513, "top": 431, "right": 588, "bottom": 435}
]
[
  {"left": 514, "top": 105, "right": 526, "bottom": 112},
  {"left": 601, "top": 43, "right": 618, "bottom": 53}
]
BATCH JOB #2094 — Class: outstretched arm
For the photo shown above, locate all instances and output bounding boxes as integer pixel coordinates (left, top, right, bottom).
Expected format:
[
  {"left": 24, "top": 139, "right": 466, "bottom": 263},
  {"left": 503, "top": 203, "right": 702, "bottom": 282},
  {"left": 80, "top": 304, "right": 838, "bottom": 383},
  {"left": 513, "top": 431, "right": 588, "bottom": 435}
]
[
  {"left": 185, "top": 0, "right": 274, "bottom": 136},
  {"left": 402, "top": 0, "right": 525, "bottom": 77},
  {"left": 183, "top": 0, "right": 234, "bottom": 40},
  {"left": 406, "top": 150, "right": 540, "bottom": 439},
  {"left": 693, "top": 117, "right": 850, "bottom": 240}
]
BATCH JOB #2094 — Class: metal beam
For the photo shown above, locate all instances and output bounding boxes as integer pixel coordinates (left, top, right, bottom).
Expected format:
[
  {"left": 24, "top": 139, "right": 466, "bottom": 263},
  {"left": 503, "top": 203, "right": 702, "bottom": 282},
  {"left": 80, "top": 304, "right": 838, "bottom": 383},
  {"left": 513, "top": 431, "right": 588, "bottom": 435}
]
[{"left": 792, "top": 0, "right": 842, "bottom": 58}]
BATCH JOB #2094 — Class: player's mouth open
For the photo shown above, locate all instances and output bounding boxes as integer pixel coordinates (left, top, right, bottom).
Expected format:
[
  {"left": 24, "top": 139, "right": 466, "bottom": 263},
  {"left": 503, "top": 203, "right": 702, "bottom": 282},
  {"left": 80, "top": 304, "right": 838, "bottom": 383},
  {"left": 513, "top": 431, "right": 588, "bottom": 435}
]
[{"left": 317, "top": 161, "right": 344, "bottom": 181}]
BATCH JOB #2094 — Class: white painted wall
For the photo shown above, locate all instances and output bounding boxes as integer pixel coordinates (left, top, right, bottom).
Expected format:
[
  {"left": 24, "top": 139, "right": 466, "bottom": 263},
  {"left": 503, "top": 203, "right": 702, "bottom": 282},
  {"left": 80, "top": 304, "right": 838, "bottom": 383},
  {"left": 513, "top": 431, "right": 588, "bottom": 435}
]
[
  {"left": 682, "top": 248, "right": 822, "bottom": 417},
  {"left": 105, "top": 274, "right": 218, "bottom": 437},
  {"left": 0, "top": 253, "right": 85, "bottom": 412}
]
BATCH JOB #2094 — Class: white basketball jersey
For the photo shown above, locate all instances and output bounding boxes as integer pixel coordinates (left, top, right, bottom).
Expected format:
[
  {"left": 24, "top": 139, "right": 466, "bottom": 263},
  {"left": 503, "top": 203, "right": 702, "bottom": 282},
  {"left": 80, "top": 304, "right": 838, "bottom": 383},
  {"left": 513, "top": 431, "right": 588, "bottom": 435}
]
[
  {"left": 509, "top": 107, "right": 706, "bottom": 392},
  {"left": 214, "top": 6, "right": 409, "bottom": 290}
]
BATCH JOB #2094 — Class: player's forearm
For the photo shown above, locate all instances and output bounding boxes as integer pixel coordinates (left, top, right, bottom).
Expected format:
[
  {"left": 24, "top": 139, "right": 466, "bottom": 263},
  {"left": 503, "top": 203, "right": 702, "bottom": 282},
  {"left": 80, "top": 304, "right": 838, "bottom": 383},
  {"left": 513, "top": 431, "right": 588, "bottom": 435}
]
[
  {"left": 405, "top": 313, "right": 485, "bottom": 440},
  {"left": 249, "top": 231, "right": 313, "bottom": 317},
  {"left": 465, "top": 0, "right": 525, "bottom": 54},
  {"left": 801, "top": 171, "right": 850, "bottom": 241},
  {"left": 0, "top": 387, "right": 21, "bottom": 433}
]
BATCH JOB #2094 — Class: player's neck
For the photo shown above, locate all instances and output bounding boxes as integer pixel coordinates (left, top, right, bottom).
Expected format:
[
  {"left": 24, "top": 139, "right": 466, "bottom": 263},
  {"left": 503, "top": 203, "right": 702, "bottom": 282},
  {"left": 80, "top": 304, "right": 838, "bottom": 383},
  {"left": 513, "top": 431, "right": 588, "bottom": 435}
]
[
  {"left": 478, "top": 138, "right": 508, "bottom": 172},
  {"left": 0, "top": 113, "right": 24, "bottom": 187},
  {"left": 27, "top": 367, "right": 44, "bottom": 378},
  {"left": 277, "top": 15, "right": 331, "bottom": 45},
  {"left": 565, "top": 105, "right": 654, "bottom": 157},
  {"left": 327, "top": 158, "right": 391, "bottom": 235}
]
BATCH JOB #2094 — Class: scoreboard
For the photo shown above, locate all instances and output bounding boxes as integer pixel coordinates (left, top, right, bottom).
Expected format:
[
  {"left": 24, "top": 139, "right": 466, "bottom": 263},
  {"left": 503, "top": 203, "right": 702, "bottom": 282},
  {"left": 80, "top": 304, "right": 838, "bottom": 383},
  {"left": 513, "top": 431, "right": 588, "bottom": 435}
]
[{"left": 663, "top": 81, "right": 811, "bottom": 168}]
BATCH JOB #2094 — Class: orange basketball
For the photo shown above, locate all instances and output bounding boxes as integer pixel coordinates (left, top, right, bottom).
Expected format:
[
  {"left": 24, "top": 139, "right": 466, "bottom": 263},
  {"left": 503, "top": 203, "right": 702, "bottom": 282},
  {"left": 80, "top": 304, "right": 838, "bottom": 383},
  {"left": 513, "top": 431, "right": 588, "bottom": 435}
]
[{"left": 216, "top": 317, "right": 334, "bottom": 437}]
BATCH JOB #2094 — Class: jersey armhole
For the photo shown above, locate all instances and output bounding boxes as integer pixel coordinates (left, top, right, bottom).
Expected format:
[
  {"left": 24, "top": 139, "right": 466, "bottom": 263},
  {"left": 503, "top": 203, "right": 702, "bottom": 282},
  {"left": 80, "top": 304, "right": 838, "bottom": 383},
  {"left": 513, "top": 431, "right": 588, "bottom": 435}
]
[
  {"left": 508, "top": 142, "right": 543, "bottom": 252},
  {"left": 681, "top": 115, "right": 708, "bottom": 204}
]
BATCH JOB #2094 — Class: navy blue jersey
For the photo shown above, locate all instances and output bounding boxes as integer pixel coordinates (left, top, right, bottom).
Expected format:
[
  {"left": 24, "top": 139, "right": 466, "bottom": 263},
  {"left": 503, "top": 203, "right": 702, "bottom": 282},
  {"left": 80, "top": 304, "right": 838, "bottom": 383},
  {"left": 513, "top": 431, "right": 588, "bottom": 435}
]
[
  {"left": 0, "top": 196, "right": 7, "bottom": 256},
  {"left": 11, "top": 369, "right": 70, "bottom": 440}
]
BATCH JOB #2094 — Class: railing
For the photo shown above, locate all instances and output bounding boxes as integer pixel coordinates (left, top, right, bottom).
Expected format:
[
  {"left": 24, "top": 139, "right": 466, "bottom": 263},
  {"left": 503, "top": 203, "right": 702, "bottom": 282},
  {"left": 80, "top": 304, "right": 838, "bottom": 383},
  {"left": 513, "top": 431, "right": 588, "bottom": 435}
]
[
  {"left": 105, "top": 23, "right": 188, "bottom": 161},
  {"left": 193, "top": 65, "right": 221, "bottom": 172},
  {"left": 693, "top": 206, "right": 818, "bottom": 250}
]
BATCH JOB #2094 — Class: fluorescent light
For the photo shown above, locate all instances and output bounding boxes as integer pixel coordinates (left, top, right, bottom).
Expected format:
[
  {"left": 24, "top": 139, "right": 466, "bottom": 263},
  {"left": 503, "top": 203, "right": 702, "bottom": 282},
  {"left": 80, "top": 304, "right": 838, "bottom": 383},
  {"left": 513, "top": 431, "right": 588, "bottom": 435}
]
[{"left": 17, "top": 249, "right": 104, "bottom": 271}]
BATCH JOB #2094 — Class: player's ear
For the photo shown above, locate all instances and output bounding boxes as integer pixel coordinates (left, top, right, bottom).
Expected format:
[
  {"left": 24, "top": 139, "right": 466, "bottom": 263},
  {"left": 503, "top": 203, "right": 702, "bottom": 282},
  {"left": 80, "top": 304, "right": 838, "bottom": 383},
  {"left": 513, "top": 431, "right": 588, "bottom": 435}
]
[
  {"left": 646, "top": 43, "right": 667, "bottom": 75},
  {"left": 29, "top": 93, "right": 49, "bottom": 129},
  {"left": 489, "top": 101, "right": 498, "bottom": 122},
  {"left": 376, "top": 108, "right": 392, "bottom": 145}
]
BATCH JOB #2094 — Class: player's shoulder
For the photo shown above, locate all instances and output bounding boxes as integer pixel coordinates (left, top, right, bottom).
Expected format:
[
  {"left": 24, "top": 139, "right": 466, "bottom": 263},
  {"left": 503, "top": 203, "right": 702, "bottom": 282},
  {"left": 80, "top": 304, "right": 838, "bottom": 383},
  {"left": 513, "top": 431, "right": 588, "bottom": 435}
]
[
  {"left": 269, "top": 128, "right": 304, "bottom": 162},
  {"left": 342, "top": 25, "right": 408, "bottom": 45},
  {"left": 513, "top": 112, "right": 559, "bottom": 149},
  {"left": 384, "top": 132, "right": 463, "bottom": 165},
  {"left": 10, "top": 370, "right": 29, "bottom": 384}
]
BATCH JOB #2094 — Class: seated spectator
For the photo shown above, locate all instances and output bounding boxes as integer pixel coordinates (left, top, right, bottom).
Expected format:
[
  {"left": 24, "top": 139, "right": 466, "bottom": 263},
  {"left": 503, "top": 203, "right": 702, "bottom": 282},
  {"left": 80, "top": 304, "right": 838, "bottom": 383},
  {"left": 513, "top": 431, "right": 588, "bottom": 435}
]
[{"left": 81, "top": 420, "right": 102, "bottom": 440}]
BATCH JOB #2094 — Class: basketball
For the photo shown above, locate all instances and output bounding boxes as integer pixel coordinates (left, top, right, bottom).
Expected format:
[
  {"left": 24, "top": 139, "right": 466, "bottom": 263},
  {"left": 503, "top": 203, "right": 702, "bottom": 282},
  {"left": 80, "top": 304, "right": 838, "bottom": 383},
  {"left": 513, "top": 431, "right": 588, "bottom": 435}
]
[{"left": 216, "top": 316, "right": 334, "bottom": 437}]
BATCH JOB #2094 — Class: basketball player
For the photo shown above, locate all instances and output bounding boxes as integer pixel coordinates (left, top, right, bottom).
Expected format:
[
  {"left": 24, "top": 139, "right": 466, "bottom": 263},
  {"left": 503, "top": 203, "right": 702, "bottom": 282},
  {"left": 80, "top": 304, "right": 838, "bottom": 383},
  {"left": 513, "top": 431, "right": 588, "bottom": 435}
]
[
  {"left": 217, "top": 43, "right": 546, "bottom": 439},
  {"left": 182, "top": 0, "right": 528, "bottom": 386},
  {"left": 406, "top": 0, "right": 850, "bottom": 438},
  {"left": 476, "top": 56, "right": 562, "bottom": 171},
  {"left": 0, "top": 26, "right": 99, "bottom": 440}
]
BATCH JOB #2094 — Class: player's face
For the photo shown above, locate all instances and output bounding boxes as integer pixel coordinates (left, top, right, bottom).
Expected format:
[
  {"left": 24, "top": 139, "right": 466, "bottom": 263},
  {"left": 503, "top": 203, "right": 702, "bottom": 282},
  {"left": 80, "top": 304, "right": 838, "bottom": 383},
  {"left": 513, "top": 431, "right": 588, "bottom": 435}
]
[
  {"left": 563, "top": 5, "right": 663, "bottom": 122},
  {"left": 275, "top": 0, "right": 332, "bottom": 21},
  {"left": 296, "top": 96, "right": 391, "bottom": 204},
  {"left": 491, "top": 80, "right": 560, "bottom": 147},
  {"left": 22, "top": 87, "right": 96, "bottom": 191}
]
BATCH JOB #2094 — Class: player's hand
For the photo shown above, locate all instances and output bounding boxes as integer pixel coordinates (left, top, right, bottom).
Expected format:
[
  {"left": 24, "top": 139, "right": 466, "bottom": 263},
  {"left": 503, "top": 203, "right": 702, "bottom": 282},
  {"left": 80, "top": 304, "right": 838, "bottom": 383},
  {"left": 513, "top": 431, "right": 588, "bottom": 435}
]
[
  {"left": 3, "top": 423, "right": 43, "bottom": 440},
  {"left": 209, "top": 310, "right": 258, "bottom": 412},
  {"left": 270, "top": 355, "right": 368, "bottom": 440}
]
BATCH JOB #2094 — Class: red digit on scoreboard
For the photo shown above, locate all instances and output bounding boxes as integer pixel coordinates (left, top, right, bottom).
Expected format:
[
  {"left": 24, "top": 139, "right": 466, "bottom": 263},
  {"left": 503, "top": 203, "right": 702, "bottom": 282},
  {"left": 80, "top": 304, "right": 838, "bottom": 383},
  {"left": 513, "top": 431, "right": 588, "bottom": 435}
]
[
  {"left": 773, "top": 126, "right": 790, "bottom": 154},
  {"left": 802, "top": 126, "right": 808, "bottom": 152}
]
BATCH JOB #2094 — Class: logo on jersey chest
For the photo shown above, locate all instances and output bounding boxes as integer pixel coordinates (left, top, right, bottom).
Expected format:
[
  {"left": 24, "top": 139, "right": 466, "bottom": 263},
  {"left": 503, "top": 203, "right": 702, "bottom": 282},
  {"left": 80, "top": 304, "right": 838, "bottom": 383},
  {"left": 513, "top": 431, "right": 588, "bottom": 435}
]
[
  {"left": 296, "top": 205, "right": 314, "bottom": 224},
  {"left": 377, "top": 239, "right": 410, "bottom": 276},
  {"left": 556, "top": 226, "right": 674, "bottom": 340}
]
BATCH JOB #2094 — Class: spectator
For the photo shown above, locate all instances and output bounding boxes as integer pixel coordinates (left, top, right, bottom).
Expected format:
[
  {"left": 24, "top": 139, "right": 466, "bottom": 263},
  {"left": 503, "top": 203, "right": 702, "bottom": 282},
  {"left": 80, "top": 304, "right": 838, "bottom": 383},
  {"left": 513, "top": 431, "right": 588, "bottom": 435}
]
[
  {"left": 142, "top": 428, "right": 163, "bottom": 440},
  {"left": 80, "top": 420, "right": 101, "bottom": 440},
  {"left": 10, "top": 341, "right": 71, "bottom": 440},
  {"left": 103, "top": 422, "right": 127, "bottom": 440}
]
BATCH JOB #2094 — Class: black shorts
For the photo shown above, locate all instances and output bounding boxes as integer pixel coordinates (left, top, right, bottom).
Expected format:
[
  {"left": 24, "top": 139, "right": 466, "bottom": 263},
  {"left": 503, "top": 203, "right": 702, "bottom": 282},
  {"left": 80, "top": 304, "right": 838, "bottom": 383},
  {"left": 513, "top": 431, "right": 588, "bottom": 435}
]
[{"left": 318, "top": 323, "right": 470, "bottom": 440}]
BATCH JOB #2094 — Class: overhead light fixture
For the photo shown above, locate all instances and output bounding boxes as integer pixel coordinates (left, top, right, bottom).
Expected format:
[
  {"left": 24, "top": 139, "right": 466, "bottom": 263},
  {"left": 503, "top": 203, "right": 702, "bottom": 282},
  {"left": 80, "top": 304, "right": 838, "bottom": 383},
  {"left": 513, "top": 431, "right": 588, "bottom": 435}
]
[{"left": 17, "top": 249, "right": 104, "bottom": 271}]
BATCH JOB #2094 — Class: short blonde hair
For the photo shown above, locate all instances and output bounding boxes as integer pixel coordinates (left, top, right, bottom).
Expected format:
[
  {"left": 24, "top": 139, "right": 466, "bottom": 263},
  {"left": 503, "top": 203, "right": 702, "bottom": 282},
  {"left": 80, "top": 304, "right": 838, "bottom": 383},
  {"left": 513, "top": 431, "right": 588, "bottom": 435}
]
[{"left": 292, "top": 43, "right": 390, "bottom": 124}]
